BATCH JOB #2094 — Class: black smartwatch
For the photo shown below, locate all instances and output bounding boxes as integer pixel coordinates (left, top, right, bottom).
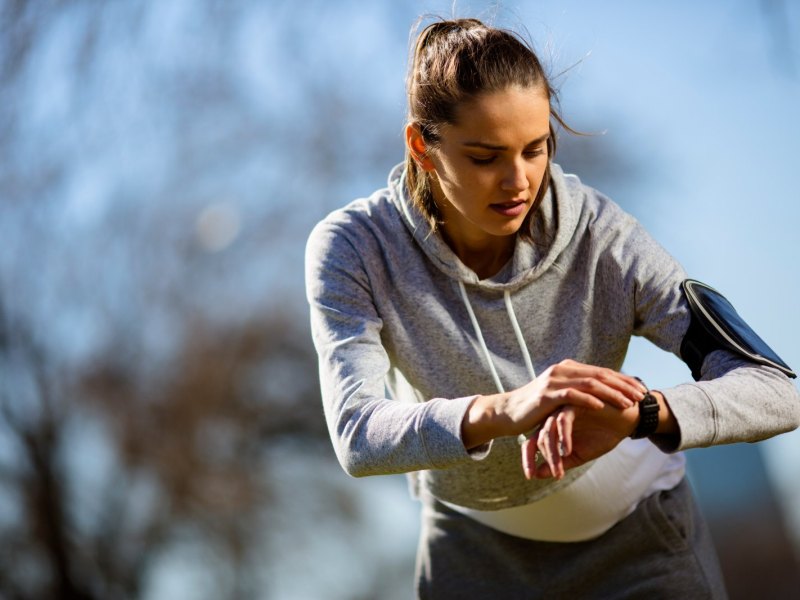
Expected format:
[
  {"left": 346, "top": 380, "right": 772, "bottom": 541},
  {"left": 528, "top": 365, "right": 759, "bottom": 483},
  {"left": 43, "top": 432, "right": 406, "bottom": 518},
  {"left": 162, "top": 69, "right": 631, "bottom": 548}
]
[{"left": 631, "top": 386, "right": 660, "bottom": 439}]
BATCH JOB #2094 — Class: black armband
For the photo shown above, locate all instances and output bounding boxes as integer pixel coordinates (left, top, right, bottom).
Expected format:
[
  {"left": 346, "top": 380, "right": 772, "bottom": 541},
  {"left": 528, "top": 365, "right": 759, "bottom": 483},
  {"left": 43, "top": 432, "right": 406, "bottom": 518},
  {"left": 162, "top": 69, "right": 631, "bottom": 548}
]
[{"left": 679, "top": 279, "right": 795, "bottom": 381}]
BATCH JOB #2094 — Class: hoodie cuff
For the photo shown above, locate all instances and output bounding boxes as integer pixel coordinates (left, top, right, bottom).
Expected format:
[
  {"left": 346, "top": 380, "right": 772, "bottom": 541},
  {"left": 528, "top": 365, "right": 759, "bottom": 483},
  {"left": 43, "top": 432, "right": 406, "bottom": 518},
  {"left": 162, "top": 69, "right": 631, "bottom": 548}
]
[
  {"left": 650, "top": 383, "right": 717, "bottom": 452},
  {"left": 420, "top": 395, "right": 493, "bottom": 466}
]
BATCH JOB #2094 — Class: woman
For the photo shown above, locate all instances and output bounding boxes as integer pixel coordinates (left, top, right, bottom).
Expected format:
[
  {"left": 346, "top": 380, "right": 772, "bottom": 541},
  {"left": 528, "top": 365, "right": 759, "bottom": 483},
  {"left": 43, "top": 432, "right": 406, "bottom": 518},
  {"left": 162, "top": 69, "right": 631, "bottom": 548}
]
[{"left": 305, "top": 18, "right": 799, "bottom": 599}]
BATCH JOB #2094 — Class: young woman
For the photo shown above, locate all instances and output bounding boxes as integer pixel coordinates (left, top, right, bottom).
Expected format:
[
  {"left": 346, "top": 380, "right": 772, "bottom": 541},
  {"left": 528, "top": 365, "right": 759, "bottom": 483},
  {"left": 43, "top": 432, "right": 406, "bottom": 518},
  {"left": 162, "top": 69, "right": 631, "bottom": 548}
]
[{"left": 305, "top": 18, "right": 799, "bottom": 599}]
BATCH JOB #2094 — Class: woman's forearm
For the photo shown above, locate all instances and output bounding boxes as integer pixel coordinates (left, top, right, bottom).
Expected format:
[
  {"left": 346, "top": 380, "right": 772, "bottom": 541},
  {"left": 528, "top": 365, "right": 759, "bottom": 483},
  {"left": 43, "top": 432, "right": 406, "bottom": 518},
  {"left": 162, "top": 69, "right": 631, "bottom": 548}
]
[{"left": 461, "top": 360, "right": 647, "bottom": 451}]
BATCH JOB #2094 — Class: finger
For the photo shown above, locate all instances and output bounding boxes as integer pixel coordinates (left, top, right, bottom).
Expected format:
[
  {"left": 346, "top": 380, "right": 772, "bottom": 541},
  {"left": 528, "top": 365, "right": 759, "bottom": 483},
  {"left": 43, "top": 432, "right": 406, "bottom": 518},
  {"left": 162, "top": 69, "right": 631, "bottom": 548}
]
[
  {"left": 521, "top": 438, "right": 537, "bottom": 480},
  {"left": 538, "top": 415, "right": 562, "bottom": 479},
  {"left": 553, "top": 388, "right": 605, "bottom": 411},
  {"left": 548, "top": 415, "right": 565, "bottom": 479},
  {"left": 535, "top": 426, "right": 549, "bottom": 479},
  {"left": 556, "top": 409, "right": 574, "bottom": 457},
  {"left": 628, "top": 375, "right": 649, "bottom": 401},
  {"left": 551, "top": 361, "right": 645, "bottom": 404},
  {"left": 570, "top": 377, "right": 635, "bottom": 410},
  {"left": 589, "top": 367, "right": 647, "bottom": 400},
  {"left": 596, "top": 369, "right": 648, "bottom": 402}
]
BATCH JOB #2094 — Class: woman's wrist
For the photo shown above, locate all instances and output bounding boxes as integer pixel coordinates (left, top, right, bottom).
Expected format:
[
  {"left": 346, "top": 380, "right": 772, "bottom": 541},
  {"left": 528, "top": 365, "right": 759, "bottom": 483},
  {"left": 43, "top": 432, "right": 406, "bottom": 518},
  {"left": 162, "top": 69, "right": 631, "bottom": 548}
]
[
  {"left": 461, "top": 393, "right": 505, "bottom": 450},
  {"left": 626, "top": 390, "right": 678, "bottom": 439},
  {"left": 652, "top": 390, "right": 678, "bottom": 436}
]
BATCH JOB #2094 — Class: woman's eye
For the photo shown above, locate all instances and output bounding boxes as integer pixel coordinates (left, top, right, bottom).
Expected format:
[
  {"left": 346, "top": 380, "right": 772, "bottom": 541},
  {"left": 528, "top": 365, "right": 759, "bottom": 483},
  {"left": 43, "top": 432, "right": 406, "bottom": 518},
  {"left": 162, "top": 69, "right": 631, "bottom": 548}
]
[
  {"left": 524, "top": 148, "right": 546, "bottom": 159},
  {"left": 469, "top": 155, "right": 496, "bottom": 165}
]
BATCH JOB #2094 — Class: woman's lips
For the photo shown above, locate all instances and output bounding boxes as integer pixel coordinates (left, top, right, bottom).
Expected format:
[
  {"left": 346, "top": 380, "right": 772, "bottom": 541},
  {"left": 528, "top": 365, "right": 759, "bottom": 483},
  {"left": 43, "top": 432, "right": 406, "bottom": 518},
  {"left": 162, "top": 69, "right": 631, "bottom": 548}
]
[{"left": 489, "top": 200, "right": 527, "bottom": 217}]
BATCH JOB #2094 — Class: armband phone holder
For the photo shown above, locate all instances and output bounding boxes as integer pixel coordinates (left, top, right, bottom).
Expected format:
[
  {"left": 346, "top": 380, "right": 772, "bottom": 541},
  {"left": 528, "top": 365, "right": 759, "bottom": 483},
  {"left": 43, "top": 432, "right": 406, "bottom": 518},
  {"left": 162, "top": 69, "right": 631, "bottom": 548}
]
[{"left": 680, "top": 279, "right": 795, "bottom": 381}]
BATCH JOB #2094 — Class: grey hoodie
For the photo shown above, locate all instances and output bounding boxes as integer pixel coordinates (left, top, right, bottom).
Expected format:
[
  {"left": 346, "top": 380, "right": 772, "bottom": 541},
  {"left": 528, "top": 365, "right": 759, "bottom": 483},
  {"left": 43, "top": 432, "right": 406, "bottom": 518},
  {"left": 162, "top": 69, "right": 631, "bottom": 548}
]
[{"left": 305, "top": 163, "right": 800, "bottom": 510}]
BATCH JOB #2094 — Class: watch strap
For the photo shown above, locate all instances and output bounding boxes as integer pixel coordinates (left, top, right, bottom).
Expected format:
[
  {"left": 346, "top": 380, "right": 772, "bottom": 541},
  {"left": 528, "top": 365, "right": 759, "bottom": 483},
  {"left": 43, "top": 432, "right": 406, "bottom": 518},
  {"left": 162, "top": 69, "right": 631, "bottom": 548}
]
[{"left": 631, "top": 388, "right": 660, "bottom": 439}]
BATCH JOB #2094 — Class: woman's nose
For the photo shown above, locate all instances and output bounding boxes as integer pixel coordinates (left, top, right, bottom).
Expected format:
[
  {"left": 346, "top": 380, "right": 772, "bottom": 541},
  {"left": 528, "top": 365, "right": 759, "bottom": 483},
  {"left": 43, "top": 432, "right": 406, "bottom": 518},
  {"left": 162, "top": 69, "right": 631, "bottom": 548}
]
[{"left": 501, "top": 159, "right": 529, "bottom": 193}]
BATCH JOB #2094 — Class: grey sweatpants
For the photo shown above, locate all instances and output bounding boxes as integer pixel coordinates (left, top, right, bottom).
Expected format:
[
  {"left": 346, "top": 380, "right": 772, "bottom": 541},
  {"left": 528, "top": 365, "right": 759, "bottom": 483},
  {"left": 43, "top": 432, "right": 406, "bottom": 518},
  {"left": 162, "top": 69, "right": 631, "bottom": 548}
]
[{"left": 415, "top": 478, "right": 727, "bottom": 599}]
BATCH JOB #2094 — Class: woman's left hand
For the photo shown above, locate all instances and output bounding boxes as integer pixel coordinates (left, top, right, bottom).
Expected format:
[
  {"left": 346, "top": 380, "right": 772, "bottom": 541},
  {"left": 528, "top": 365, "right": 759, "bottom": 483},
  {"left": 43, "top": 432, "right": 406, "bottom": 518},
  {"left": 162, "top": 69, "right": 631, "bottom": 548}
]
[
  {"left": 521, "top": 403, "right": 637, "bottom": 480},
  {"left": 522, "top": 390, "right": 675, "bottom": 479}
]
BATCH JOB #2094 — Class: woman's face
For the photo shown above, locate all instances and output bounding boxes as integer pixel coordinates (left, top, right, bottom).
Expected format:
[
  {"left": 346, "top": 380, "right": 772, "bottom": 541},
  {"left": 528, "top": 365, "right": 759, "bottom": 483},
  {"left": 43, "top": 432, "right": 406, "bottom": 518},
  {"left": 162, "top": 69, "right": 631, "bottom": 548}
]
[{"left": 427, "top": 85, "right": 551, "bottom": 253}]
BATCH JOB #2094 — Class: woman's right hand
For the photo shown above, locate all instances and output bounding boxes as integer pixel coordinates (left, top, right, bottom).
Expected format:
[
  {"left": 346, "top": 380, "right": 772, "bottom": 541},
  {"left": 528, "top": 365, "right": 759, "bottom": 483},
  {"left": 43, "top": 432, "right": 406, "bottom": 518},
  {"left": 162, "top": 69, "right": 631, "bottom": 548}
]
[{"left": 461, "top": 359, "right": 646, "bottom": 450}]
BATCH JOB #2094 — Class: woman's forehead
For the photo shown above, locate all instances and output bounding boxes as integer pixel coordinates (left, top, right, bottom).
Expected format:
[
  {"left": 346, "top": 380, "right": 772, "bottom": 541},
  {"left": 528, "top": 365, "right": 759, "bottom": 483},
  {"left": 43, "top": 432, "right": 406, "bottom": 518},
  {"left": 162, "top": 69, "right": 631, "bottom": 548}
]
[{"left": 448, "top": 86, "right": 551, "bottom": 144}]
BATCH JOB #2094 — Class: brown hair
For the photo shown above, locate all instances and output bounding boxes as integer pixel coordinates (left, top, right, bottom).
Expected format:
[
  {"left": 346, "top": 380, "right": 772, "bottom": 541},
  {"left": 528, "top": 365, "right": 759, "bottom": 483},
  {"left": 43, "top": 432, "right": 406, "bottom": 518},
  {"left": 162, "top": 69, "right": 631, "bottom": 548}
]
[{"left": 405, "top": 18, "right": 569, "bottom": 236}]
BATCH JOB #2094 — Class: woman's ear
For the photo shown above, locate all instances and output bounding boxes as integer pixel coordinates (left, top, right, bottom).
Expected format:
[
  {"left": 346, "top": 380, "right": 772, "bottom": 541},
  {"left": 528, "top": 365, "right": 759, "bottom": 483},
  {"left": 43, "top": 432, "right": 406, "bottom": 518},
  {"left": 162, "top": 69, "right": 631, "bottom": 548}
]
[{"left": 405, "top": 124, "right": 436, "bottom": 172}]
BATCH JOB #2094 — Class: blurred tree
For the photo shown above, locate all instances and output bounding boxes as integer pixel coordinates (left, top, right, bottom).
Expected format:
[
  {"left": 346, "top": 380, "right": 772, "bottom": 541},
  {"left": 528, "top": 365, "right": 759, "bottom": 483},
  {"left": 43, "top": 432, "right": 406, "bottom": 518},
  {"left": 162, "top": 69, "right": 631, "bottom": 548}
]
[
  {"left": 0, "top": 1, "right": 361, "bottom": 597},
  {"left": 1, "top": 300, "right": 330, "bottom": 600}
]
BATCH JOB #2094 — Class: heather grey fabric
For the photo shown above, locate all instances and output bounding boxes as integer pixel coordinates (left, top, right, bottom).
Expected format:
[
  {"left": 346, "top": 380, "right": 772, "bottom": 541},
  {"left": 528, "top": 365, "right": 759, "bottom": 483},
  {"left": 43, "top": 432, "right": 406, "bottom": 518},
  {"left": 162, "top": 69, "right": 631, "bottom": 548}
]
[
  {"left": 304, "top": 162, "right": 800, "bottom": 511},
  {"left": 415, "top": 478, "right": 727, "bottom": 599}
]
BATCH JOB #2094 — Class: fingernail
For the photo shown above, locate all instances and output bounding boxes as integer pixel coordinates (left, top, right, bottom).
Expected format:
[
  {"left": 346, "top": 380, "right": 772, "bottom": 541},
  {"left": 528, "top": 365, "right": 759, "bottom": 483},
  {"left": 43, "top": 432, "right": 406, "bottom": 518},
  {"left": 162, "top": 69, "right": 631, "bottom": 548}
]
[{"left": 559, "top": 442, "right": 567, "bottom": 457}]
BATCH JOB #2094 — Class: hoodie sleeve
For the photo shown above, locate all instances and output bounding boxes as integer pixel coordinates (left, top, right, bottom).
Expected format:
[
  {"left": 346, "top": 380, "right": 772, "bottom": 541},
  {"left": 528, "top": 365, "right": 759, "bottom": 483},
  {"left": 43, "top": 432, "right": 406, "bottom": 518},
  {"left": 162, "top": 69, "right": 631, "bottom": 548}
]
[
  {"left": 305, "top": 218, "right": 484, "bottom": 477},
  {"left": 617, "top": 211, "right": 800, "bottom": 452}
]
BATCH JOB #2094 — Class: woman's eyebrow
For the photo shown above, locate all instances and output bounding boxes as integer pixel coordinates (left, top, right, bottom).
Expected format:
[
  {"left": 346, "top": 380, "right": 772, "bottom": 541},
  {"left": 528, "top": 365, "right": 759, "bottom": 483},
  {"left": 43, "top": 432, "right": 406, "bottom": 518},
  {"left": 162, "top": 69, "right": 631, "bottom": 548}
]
[{"left": 461, "top": 133, "right": 550, "bottom": 150}]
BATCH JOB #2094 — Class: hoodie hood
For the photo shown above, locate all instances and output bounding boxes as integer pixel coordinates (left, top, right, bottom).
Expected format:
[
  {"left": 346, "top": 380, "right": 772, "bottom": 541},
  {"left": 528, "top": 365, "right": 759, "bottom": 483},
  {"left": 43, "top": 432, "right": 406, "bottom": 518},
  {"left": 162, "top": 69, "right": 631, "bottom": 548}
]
[{"left": 388, "top": 162, "right": 581, "bottom": 292}]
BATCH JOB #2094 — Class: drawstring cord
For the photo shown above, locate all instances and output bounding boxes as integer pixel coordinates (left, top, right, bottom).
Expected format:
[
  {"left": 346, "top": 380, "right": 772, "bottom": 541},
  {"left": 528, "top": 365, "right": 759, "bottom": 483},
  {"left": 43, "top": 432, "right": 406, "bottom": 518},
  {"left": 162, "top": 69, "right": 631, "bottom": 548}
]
[
  {"left": 458, "top": 281, "right": 505, "bottom": 393},
  {"left": 457, "top": 281, "right": 537, "bottom": 394},
  {"left": 504, "top": 290, "right": 536, "bottom": 381}
]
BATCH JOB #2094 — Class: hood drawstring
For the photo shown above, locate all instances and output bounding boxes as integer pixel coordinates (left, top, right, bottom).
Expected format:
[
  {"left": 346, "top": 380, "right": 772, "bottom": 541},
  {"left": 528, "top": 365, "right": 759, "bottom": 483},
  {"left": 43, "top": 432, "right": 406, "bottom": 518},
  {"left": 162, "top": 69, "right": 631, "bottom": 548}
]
[
  {"left": 458, "top": 281, "right": 537, "bottom": 394},
  {"left": 504, "top": 290, "right": 537, "bottom": 381}
]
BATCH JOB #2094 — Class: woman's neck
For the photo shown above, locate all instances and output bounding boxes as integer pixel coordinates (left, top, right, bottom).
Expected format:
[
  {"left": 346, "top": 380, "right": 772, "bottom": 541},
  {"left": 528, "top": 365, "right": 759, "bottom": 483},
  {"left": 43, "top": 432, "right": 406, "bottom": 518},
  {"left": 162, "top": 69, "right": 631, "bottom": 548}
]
[{"left": 440, "top": 227, "right": 515, "bottom": 279}]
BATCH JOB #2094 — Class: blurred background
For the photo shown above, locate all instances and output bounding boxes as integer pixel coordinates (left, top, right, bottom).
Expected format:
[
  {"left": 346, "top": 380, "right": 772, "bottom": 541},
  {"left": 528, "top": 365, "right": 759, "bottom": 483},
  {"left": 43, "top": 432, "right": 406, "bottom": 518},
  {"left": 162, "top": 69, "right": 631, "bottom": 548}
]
[{"left": 1, "top": 0, "right": 799, "bottom": 598}]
